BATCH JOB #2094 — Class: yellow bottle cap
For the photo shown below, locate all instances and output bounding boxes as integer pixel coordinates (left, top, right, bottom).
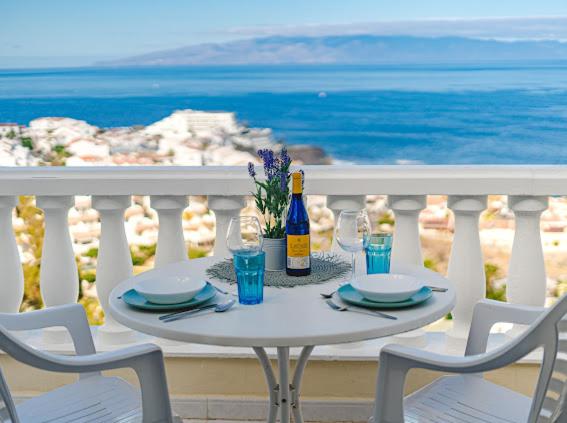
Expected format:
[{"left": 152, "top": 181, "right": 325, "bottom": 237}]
[{"left": 292, "top": 172, "right": 303, "bottom": 194}]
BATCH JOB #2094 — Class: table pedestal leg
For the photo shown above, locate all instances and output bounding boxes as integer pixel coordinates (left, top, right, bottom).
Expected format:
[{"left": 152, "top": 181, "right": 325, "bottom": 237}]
[
  {"left": 253, "top": 347, "right": 279, "bottom": 423},
  {"left": 278, "top": 347, "right": 291, "bottom": 423},
  {"left": 291, "top": 346, "right": 314, "bottom": 423},
  {"left": 253, "top": 346, "right": 314, "bottom": 423}
]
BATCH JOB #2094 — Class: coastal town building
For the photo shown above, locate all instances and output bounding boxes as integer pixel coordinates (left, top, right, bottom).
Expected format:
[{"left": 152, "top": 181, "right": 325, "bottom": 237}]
[{"left": 0, "top": 123, "right": 21, "bottom": 137}]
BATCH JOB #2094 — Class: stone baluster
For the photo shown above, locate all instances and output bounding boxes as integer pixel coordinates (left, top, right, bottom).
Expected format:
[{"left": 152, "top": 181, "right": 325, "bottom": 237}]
[
  {"left": 326, "top": 195, "right": 366, "bottom": 256},
  {"left": 388, "top": 195, "right": 427, "bottom": 347},
  {"left": 446, "top": 195, "right": 487, "bottom": 351},
  {"left": 507, "top": 195, "right": 548, "bottom": 308},
  {"left": 209, "top": 196, "right": 246, "bottom": 259},
  {"left": 37, "top": 196, "right": 79, "bottom": 307},
  {"left": 388, "top": 195, "right": 427, "bottom": 270},
  {"left": 92, "top": 196, "right": 136, "bottom": 344},
  {"left": 37, "top": 196, "right": 79, "bottom": 344},
  {"left": 151, "top": 195, "right": 188, "bottom": 267},
  {"left": 0, "top": 196, "right": 23, "bottom": 312}
]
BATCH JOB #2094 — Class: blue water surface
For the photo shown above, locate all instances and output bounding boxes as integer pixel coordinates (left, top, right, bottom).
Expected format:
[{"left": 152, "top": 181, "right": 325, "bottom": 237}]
[{"left": 1, "top": 64, "right": 567, "bottom": 164}]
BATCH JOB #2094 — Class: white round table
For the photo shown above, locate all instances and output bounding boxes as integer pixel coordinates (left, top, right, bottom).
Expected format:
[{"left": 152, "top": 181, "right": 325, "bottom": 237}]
[{"left": 109, "top": 257, "right": 455, "bottom": 423}]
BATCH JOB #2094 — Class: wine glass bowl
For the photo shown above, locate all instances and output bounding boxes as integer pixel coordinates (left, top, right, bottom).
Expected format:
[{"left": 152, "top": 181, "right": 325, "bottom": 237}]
[
  {"left": 226, "top": 216, "right": 263, "bottom": 254},
  {"left": 335, "top": 209, "right": 371, "bottom": 283}
]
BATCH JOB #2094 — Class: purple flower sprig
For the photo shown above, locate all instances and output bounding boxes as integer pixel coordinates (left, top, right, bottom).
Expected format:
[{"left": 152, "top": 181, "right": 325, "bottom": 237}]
[
  {"left": 248, "top": 147, "right": 294, "bottom": 239},
  {"left": 247, "top": 162, "right": 256, "bottom": 178}
]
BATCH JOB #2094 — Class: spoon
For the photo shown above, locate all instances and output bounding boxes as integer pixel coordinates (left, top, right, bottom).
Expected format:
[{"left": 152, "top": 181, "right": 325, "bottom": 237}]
[
  {"left": 161, "top": 300, "right": 236, "bottom": 323},
  {"left": 210, "top": 282, "right": 237, "bottom": 297}
]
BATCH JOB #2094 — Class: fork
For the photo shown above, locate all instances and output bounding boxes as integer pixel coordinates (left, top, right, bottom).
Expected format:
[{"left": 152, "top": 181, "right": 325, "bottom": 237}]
[
  {"left": 325, "top": 299, "right": 397, "bottom": 320},
  {"left": 320, "top": 284, "right": 448, "bottom": 299}
]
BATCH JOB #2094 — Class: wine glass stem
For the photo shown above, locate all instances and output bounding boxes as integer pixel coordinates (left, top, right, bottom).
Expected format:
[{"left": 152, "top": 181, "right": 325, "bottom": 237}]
[{"left": 351, "top": 252, "right": 356, "bottom": 282}]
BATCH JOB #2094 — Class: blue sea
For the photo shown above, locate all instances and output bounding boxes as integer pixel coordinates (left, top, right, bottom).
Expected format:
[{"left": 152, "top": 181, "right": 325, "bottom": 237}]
[{"left": 1, "top": 64, "right": 567, "bottom": 164}]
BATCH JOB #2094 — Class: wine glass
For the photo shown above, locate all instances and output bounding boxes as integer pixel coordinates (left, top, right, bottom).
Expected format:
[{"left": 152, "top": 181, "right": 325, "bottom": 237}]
[
  {"left": 226, "top": 216, "right": 263, "bottom": 254},
  {"left": 335, "top": 209, "right": 371, "bottom": 283}
]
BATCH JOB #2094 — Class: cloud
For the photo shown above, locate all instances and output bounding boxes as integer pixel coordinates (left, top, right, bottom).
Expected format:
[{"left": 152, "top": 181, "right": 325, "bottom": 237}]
[{"left": 222, "top": 16, "right": 567, "bottom": 41}]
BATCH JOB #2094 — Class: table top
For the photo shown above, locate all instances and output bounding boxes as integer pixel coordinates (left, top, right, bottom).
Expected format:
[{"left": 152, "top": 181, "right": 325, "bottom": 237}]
[{"left": 109, "top": 257, "right": 455, "bottom": 348}]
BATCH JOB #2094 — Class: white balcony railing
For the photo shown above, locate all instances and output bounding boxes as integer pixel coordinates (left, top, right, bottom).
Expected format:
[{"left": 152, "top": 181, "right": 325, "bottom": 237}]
[{"left": 0, "top": 165, "right": 560, "bottom": 349}]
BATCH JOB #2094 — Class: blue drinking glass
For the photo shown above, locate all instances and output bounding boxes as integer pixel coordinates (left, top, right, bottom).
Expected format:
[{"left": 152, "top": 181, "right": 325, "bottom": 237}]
[
  {"left": 233, "top": 250, "right": 265, "bottom": 305},
  {"left": 365, "top": 233, "right": 393, "bottom": 274},
  {"left": 227, "top": 216, "right": 265, "bottom": 305}
]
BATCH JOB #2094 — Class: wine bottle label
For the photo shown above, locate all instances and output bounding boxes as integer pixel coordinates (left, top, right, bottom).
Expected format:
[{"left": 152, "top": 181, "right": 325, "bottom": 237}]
[{"left": 287, "top": 234, "right": 310, "bottom": 269}]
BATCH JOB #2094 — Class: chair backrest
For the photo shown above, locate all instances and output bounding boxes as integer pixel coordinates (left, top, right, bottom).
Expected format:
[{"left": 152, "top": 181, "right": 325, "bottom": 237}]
[
  {"left": 0, "top": 305, "right": 98, "bottom": 423},
  {"left": 524, "top": 294, "right": 567, "bottom": 422},
  {"left": 536, "top": 319, "right": 567, "bottom": 422}
]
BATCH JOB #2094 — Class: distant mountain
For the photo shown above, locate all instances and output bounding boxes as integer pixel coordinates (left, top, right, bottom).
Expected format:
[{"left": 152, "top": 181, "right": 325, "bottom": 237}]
[{"left": 98, "top": 35, "right": 567, "bottom": 67}]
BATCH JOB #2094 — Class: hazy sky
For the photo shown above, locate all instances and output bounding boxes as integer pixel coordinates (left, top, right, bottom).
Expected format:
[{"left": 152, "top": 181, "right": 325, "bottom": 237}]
[{"left": 2, "top": 0, "right": 567, "bottom": 68}]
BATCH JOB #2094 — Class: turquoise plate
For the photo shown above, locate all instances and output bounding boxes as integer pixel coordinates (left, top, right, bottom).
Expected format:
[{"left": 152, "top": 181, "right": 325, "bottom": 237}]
[
  {"left": 338, "top": 284, "right": 433, "bottom": 309},
  {"left": 122, "top": 282, "right": 216, "bottom": 311}
]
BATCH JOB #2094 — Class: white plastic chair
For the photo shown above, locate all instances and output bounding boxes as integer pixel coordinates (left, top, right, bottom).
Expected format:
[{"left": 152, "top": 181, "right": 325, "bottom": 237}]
[
  {"left": 0, "top": 303, "right": 180, "bottom": 423},
  {"left": 372, "top": 296, "right": 567, "bottom": 423}
]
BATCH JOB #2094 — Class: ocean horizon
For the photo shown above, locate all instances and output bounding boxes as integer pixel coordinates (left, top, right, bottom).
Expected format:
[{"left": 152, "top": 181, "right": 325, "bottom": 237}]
[{"left": 1, "top": 63, "right": 567, "bottom": 164}]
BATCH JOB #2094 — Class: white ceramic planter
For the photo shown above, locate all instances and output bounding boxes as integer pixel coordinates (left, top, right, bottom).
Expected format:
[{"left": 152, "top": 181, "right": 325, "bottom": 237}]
[{"left": 264, "top": 238, "right": 286, "bottom": 271}]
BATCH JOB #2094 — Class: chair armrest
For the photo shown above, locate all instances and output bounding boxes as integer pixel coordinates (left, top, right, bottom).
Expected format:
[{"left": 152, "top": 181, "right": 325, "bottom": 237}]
[
  {"left": 465, "top": 299, "right": 545, "bottom": 356},
  {"left": 0, "top": 304, "right": 95, "bottom": 355},
  {"left": 0, "top": 328, "right": 172, "bottom": 423},
  {"left": 373, "top": 336, "right": 541, "bottom": 423}
]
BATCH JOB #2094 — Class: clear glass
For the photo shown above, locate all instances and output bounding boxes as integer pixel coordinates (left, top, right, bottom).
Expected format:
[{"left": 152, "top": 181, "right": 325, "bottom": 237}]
[
  {"left": 233, "top": 250, "right": 265, "bottom": 305},
  {"left": 335, "top": 209, "right": 371, "bottom": 283},
  {"left": 227, "top": 216, "right": 265, "bottom": 305},
  {"left": 226, "top": 216, "right": 263, "bottom": 254},
  {"left": 365, "top": 233, "right": 393, "bottom": 274}
]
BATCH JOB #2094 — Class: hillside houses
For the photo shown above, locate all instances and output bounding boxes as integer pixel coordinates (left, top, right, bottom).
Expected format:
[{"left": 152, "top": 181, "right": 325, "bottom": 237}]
[{"left": 0, "top": 109, "right": 277, "bottom": 166}]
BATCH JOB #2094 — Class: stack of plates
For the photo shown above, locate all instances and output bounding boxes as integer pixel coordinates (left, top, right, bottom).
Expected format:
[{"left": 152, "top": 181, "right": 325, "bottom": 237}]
[
  {"left": 338, "top": 274, "right": 432, "bottom": 309},
  {"left": 122, "top": 276, "right": 216, "bottom": 311}
]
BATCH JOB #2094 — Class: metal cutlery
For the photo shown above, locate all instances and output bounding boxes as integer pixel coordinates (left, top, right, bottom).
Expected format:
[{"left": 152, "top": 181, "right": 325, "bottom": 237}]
[
  {"left": 325, "top": 299, "right": 397, "bottom": 320},
  {"left": 159, "top": 303, "right": 218, "bottom": 320},
  {"left": 427, "top": 285, "right": 448, "bottom": 292},
  {"left": 320, "top": 284, "right": 447, "bottom": 299},
  {"left": 210, "top": 283, "right": 237, "bottom": 296},
  {"left": 160, "top": 300, "right": 235, "bottom": 323}
]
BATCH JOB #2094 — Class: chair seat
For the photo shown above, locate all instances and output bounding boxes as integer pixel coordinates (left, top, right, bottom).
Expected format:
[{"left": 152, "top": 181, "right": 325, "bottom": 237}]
[
  {"left": 16, "top": 375, "right": 180, "bottom": 423},
  {"left": 404, "top": 375, "right": 531, "bottom": 423}
]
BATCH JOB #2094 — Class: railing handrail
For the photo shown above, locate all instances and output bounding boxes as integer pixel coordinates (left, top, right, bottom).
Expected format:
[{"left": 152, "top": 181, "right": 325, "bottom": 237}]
[{"left": 1, "top": 164, "right": 567, "bottom": 196}]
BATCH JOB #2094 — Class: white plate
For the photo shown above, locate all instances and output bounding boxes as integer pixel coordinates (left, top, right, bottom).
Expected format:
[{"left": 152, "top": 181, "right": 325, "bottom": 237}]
[
  {"left": 351, "top": 274, "right": 424, "bottom": 303},
  {"left": 134, "top": 276, "right": 206, "bottom": 304}
]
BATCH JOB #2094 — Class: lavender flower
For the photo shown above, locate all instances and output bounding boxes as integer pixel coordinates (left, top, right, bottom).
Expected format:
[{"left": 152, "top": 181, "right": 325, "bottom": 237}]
[
  {"left": 258, "top": 149, "right": 277, "bottom": 180},
  {"left": 280, "top": 147, "right": 291, "bottom": 168},
  {"left": 248, "top": 162, "right": 256, "bottom": 178},
  {"left": 279, "top": 172, "right": 288, "bottom": 192}
]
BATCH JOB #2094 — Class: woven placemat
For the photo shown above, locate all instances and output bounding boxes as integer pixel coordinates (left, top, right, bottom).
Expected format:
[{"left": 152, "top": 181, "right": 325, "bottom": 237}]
[{"left": 206, "top": 252, "right": 351, "bottom": 288}]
